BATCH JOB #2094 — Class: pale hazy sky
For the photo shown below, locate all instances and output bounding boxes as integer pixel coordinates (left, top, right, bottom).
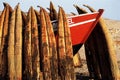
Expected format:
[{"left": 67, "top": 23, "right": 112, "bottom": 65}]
[{"left": 0, "top": 0, "right": 120, "bottom": 20}]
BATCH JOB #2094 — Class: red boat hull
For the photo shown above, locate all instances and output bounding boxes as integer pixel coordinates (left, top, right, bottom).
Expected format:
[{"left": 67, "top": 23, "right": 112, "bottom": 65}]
[{"left": 68, "top": 9, "right": 104, "bottom": 45}]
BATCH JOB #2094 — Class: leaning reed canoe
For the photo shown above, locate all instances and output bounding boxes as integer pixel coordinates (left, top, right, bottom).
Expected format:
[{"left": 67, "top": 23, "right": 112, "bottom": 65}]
[
  {"left": 7, "top": 10, "right": 15, "bottom": 80},
  {"left": 14, "top": 4, "right": 22, "bottom": 80},
  {"left": 40, "top": 8, "right": 52, "bottom": 80},
  {"left": 84, "top": 5, "right": 120, "bottom": 80},
  {"left": 43, "top": 8, "right": 59, "bottom": 80},
  {"left": 0, "top": 3, "right": 12, "bottom": 79},
  {"left": 61, "top": 7, "right": 75, "bottom": 80},
  {"left": 23, "top": 7, "right": 32, "bottom": 80}
]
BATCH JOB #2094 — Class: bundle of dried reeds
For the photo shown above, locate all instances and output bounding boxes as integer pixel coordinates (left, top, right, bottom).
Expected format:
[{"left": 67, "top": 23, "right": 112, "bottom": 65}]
[
  {"left": 57, "top": 7, "right": 75, "bottom": 80},
  {"left": 40, "top": 8, "right": 52, "bottom": 80},
  {"left": 0, "top": 2, "right": 119, "bottom": 80},
  {"left": 0, "top": 3, "right": 12, "bottom": 79}
]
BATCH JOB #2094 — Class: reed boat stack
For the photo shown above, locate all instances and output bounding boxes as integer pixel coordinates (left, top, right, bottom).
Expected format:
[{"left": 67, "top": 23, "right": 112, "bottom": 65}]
[{"left": 0, "top": 2, "right": 120, "bottom": 80}]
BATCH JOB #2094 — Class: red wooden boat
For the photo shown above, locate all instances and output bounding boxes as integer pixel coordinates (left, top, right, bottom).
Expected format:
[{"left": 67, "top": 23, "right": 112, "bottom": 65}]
[
  {"left": 68, "top": 9, "right": 104, "bottom": 45},
  {"left": 52, "top": 9, "right": 104, "bottom": 53}
]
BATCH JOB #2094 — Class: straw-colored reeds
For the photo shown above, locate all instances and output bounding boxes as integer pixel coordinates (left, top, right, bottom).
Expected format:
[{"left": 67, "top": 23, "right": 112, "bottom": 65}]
[
  {"left": 0, "top": 2, "right": 119, "bottom": 80},
  {"left": 61, "top": 7, "right": 75, "bottom": 80},
  {"left": 14, "top": 4, "right": 22, "bottom": 80},
  {"left": 57, "top": 7, "right": 75, "bottom": 80},
  {"left": 31, "top": 7, "right": 40, "bottom": 79},
  {"left": 40, "top": 8, "right": 52, "bottom": 80},
  {"left": 7, "top": 10, "right": 15, "bottom": 80},
  {"left": 57, "top": 7, "right": 67, "bottom": 80},
  {"left": 43, "top": 8, "right": 59, "bottom": 80},
  {"left": 23, "top": 7, "right": 32, "bottom": 80},
  {"left": 23, "top": 7, "right": 41, "bottom": 80},
  {"left": 49, "top": 1, "right": 58, "bottom": 20},
  {"left": 0, "top": 6, "right": 6, "bottom": 48},
  {"left": 0, "top": 3, "right": 12, "bottom": 79}
]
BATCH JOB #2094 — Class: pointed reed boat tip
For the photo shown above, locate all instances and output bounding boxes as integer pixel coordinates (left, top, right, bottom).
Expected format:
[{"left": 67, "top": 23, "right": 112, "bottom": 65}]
[
  {"left": 37, "top": 5, "right": 44, "bottom": 10},
  {"left": 17, "top": 2, "right": 20, "bottom": 7},
  {"left": 50, "top": 1, "right": 54, "bottom": 7},
  {"left": 83, "top": 4, "right": 88, "bottom": 7},
  {"left": 3, "top": 2, "right": 13, "bottom": 11},
  {"left": 17, "top": 2, "right": 20, "bottom": 5},
  {"left": 73, "top": 4, "right": 76, "bottom": 7},
  {"left": 58, "top": 6, "right": 64, "bottom": 10},
  {"left": 83, "top": 4, "right": 96, "bottom": 12},
  {"left": 37, "top": 5, "right": 40, "bottom": 8},
  {"left": 71, "top": 12, "right": 76, "bottom": 15},
  {"left": 50, "top": 1, "right": 53, "bottom": 4},
  {"left": 58, "top": 5, "right": 61, "bottom": 8},
  {"left": 31, "top": 6, "right": 33, "bottom": 9},
  {"left": 29, "top": 6, "right": 34, "bottom": 11},
  {"left": 37, "top": 6, "right": 43, "bottom": 10},
  {"left": 47, "top": 8, "right": 50, "bottom": 11},
  {"left": 73, "top": 5, "right": 79, "bottom": 9},
  {"left": 39, "top": 7, "right": 44, "bottom": 13},
  {"left": 3, "top": 2, "right": 8, "bottom": 7},
  {"left": 16, "top": 3, "right": 20, "bottom": 8}
]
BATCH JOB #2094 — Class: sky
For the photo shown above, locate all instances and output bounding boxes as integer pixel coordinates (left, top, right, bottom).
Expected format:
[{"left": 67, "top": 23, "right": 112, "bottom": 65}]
[{"left": 0, "top": 0, "right": 120, "bottom": 20}]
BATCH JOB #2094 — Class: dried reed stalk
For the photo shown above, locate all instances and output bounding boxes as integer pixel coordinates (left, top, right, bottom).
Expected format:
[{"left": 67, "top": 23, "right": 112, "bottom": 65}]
[
  {"left": 23, "top": 8, "right": 32, "bottom": 80},
  {"left": 7, "top": 10, "right": 15, "bottom": 80},
  {"left": 0, "top": 7, "right": 6, "bottom": 48},
  {"left": 49, "top": 1, "right": 58, "bottom": 20},
  {"left": 34, "top": 9, "right": 44, "bottom": 80},
  {"left": 57, "top": 7, "right": 66, "bottom": 80},
  {"left": 34, "top": 10, "right": 40, "bottom": 25},
  {"left": 61, "top": 7, "right": 75, "bottom": 80},
  {"left": 14, "top": 4, "right": 22, "bottom": 80},
  {"left": 73, "top": 5, "right": 87, "bottom": 14},
  {"left": 31, "top": 7, "right": 40, "bottom": 79},
  {"left": 0, "top": 3, "right": 11, "bottom": 79},
  {"left": 40, "top": 8, "right": 52, "bottom": 80},
  {"left": 43, "top": 8, "right": 59, "bottom": 80}
]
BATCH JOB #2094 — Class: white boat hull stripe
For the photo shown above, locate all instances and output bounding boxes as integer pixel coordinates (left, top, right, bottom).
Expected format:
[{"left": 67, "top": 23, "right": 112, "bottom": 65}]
[{"left": 69, "top": 19, "right": 96, "bottom": 27}]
